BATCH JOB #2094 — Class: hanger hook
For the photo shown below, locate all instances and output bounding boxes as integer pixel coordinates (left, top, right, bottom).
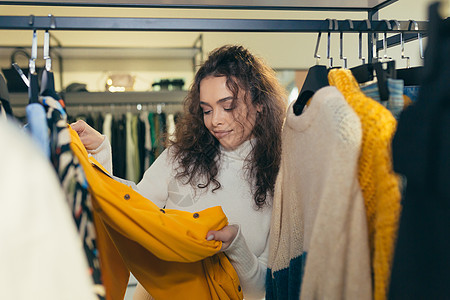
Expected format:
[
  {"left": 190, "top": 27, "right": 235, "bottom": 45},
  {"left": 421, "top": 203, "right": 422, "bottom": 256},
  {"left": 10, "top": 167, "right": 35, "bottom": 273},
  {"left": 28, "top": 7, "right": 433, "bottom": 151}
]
[
  {"left": 44, "top": 32, "right": 51, "bottom": 72},
  {"left": 370, "top": 20, "right": 379, "bottom": 61},
  {"left": 339, "top": 19, "right": 353, "bottom": 69},
  {"left": 49, "top": 14, "right": 56, "bottom": 29},
  {"left": 28, "top": 14, "right": 35, "bottom": 26},
  {"left": 326, "top": 18, "right": 336, "bottom": 68},
  {"left": 391, "top": 19, "right": 410, "bottom": 68},
  {"left": 43, "top": 14, "right": 56, "bottom": 71},
  {"left": 313, "top": 31, "right": 322, "bottom": 65},
  {"left": 381, "top": 19, "right": 392, "bottom": 62},
  {"left": 358, "top": 19, "right": 370, "bottom": 64},
  {"left": 409, "top": 19, "right": 424, "bottom": 59},
  {"left": 29, "top": 29, "right": 37, "bottom": 74}
]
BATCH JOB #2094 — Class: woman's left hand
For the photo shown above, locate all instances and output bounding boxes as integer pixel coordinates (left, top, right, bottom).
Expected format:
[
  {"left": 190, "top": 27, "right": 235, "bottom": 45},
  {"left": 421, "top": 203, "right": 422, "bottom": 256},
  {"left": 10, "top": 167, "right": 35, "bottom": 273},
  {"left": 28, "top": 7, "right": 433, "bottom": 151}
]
[{"left": 206, "top": 224, "right": 239, "bottom": 251}]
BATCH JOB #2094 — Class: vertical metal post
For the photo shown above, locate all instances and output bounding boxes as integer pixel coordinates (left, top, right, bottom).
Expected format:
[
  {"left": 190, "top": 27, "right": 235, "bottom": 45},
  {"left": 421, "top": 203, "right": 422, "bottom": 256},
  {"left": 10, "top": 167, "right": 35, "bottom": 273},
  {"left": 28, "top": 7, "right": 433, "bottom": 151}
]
[
  {"left": 192, "top": 33, "right": 203, "bottom": 74},
  {"left": 368, "top": 9, "right": 379, "bottom": 63}
]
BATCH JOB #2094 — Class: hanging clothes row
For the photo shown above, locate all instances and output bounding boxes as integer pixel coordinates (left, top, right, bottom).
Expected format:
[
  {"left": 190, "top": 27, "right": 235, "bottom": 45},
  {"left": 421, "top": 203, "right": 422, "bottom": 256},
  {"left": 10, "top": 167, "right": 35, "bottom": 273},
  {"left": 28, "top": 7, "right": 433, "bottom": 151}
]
[
  {"left": 266, "top": 14, "right": 433, "bottom": 300},
  {"left": 69, "top": 106, "right": 183, "bottom": 183},
  {"left": 268, "top": 4, "right": 450, "bottom": 300},
  {"left": 267, "top": 67, "right": 402, "bottom": 300}
]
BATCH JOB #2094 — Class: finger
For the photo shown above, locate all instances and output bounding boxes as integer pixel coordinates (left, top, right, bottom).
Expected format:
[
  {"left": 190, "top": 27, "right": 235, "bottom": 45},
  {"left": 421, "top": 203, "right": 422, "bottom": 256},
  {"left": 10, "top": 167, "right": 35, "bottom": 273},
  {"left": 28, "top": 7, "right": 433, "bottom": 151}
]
[
  {"left": 206, "top": 230, "right": 217, "bottom": 241},
  {"left": 207, "top": 229, "right": 232, "bottom": 243},
  {"left": 70, "top": 120, "right": 85, "bottom": 133}
]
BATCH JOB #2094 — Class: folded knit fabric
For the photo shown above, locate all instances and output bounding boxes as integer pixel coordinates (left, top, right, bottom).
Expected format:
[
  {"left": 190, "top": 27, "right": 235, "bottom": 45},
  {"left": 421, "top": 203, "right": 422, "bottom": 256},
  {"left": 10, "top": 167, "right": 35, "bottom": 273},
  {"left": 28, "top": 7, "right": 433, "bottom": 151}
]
[{"left": 69, "top": 126, "right": 243, "bottom": 300}]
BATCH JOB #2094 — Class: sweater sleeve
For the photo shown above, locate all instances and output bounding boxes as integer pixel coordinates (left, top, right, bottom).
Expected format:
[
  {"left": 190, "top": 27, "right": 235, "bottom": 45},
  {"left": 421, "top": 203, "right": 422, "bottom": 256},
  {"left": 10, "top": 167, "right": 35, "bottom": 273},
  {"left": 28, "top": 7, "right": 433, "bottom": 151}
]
[
  {"left": 88, "top": 135, "right": 113, "bottom": 174},
  {"left": 225, "top": 225, "right": 268, "bottom": 300},
  {"left": 89, "top": 136, "right": 169, "bottom": 209}
]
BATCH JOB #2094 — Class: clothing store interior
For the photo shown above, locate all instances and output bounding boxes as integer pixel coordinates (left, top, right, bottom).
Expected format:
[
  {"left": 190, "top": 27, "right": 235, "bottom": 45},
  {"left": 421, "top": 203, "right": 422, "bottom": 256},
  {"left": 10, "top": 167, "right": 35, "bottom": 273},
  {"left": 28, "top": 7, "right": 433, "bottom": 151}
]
[{"left": 0, "top": 0, "right": 449, "bottom": 299}]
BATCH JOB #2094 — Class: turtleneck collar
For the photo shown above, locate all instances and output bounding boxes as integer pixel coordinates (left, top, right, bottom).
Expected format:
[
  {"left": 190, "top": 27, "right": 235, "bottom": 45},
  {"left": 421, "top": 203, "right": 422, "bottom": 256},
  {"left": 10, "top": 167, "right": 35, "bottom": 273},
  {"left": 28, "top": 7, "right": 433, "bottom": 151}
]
[{"left": 220, "top": 138, "right": 255, "bottom": 161}]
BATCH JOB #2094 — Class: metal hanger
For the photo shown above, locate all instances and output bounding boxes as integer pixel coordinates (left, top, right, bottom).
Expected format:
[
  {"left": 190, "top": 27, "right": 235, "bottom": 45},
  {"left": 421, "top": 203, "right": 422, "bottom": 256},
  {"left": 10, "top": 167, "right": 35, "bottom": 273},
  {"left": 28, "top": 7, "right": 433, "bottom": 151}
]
[
  {"left": 391, "top": 19, "right": 411, "bottom": 68},
  {"left": 40, "top": 15, "right": 62, "bottom": 102},
  {"left": 409, "top": 19, "right": 424, "bottom": 59},
  {"left": 395, "top": 19, "right": 423, "bottom": 86},
  {"left": 381, "top": 19, "right": 393, "bottom": 62},
  {"left": 358, "top": 20, "right": 370, "bottom": 65},
  {"left": 313, "top": 30, "right": 322, "bottom": 65},
  {"left": 339, "top": 19, "right": 353, "bottom": 69},
  {"left": 326, "top": 18, "right": 337, "bottom": 68},
  {"left": 29, "top": 29, "right": 39, "bottom": 104}
]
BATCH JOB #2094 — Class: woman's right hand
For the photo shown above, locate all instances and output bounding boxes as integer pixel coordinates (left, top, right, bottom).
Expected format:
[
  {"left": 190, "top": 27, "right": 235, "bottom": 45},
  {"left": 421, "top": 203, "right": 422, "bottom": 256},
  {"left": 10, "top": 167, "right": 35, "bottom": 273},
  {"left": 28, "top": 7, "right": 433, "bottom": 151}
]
[{"left": 70, "top": 120, "right": 105, "bottom": 151}]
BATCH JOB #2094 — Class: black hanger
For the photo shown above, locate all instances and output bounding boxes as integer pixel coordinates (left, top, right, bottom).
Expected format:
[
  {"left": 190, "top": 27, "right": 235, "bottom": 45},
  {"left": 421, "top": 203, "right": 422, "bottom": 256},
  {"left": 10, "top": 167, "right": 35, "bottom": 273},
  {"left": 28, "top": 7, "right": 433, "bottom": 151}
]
[
  {"left": 293, "top": 19, "right": 336, "bottom": 116},
  {"left": 397, "top": 67, "right": 423, "bottom": 86},
  {"left": 293, "top": 65, "right": 329, "bottom": 115},
  {"left": 350, "top": 20, "right": 396, "bottom": 102},
  {"left": 40, "top": 30, "right": 61, "bottom": 101},
  {"left": 0, "top": 74, "right": 13, "bottom": 117}
]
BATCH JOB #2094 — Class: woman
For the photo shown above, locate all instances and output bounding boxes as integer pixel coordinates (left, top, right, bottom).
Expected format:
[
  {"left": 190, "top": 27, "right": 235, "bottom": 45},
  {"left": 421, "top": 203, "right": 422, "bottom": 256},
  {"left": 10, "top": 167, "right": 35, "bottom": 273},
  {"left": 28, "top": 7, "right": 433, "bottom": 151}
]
[{"left": 72, "top": 44, "right": 287, "bottom": 299}]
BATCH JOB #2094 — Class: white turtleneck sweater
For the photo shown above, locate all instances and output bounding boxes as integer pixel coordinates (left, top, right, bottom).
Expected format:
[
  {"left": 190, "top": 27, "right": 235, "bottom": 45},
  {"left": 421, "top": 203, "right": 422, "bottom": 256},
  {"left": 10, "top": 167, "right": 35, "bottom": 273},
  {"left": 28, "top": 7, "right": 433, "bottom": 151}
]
[{"left": 91, "top": 138, "right": 271, "bottom": 299}]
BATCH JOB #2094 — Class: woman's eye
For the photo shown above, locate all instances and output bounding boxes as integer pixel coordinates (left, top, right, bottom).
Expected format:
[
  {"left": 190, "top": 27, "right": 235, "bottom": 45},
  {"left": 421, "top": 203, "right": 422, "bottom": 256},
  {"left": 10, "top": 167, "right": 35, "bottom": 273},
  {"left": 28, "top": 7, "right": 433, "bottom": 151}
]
[
  {"left": 224, "top": 107, "right": 234, "bottom": 111},
  {"left": 203, "top": 110, "right": 212, "bottom": 115}
]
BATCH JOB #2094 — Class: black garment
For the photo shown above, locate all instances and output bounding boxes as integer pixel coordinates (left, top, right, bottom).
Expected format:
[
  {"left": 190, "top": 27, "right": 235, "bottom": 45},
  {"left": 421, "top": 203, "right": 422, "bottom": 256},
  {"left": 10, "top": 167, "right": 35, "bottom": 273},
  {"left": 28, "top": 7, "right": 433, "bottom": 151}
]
[
  {"left": 137, "top": 115, "right": 146, "bottom": 180},
  {"left": 111, "top": 114, "right": 127, "bottom": 178},
  {"left": 90, "top": 112, "right": 104, "bottom": 133},
  {"left": 389, "top": 3, "right": 450, "bottom": 299},
  {"left": 155, "top": 112, "right": 166, "bottom": 157}
]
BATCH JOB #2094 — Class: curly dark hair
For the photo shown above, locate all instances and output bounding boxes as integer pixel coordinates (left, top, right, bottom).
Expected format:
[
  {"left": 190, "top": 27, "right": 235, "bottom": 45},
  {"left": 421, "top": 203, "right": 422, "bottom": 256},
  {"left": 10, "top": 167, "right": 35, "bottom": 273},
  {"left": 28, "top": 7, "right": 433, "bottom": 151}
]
[{"left": 169, "top": 45, "right": 287, "bottom": 209}]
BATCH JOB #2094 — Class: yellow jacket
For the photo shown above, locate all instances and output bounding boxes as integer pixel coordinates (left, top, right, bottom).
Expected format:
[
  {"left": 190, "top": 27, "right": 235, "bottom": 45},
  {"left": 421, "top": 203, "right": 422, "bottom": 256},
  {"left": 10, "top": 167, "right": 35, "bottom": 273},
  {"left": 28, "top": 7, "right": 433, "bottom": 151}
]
[{"left": 69, "top": 127, "right": 243, "bottom": 300}]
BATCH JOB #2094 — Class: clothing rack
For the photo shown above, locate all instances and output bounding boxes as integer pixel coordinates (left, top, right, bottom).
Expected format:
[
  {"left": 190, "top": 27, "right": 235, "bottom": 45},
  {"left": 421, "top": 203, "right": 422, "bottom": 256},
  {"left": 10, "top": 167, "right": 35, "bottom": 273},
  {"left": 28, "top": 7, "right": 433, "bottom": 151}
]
[
  {"left": 9, "top": 90, "right": 187, "bottom": 106},
  {"left": 0, "top": 0, "right": 428, "bottom": 64},
  {"left": 8, "top": 90, "right": 186, "bottom": 117}
]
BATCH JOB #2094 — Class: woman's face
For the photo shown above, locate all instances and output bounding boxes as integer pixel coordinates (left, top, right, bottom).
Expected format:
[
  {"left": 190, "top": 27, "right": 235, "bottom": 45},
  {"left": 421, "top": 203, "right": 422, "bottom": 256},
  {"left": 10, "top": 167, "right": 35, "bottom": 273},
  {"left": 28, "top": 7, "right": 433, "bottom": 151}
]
[{"left": 199, "top": 76, "right": 258, "bottom": 151}]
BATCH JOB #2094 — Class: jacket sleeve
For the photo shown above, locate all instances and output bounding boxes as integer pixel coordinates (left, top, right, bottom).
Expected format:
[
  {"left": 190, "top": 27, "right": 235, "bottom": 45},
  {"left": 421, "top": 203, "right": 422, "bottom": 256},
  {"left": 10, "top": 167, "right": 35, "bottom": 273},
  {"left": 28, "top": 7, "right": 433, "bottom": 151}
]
[
  {"left": 89, "top": 136, "right": 170, "bottom": 209},
  {"left": 225, "top": 225, "right": 268, "bottom": 300}
]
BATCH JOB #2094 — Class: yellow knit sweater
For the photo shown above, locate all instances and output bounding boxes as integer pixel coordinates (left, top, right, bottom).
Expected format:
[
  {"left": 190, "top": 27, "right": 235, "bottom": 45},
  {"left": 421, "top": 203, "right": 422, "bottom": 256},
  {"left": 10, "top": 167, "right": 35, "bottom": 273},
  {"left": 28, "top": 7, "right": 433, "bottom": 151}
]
[{"left": 328, "top": 69, "right": 402, "bottom": 300}]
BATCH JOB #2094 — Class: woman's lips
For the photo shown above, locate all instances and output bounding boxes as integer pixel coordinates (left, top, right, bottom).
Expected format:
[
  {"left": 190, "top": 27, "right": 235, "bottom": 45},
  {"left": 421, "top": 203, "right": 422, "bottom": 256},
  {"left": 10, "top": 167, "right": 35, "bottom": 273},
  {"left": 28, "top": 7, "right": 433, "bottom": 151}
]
[{"left": 214, "top": 130, "right": 231, "bottom": 139}]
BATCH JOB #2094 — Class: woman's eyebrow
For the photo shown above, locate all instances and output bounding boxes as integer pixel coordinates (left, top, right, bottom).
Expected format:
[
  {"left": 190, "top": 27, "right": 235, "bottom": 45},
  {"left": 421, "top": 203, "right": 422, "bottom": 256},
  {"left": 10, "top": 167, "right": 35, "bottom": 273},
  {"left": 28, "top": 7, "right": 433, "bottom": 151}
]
[{"left": 200, "top": 97, "right": 233, "bottom": 106}]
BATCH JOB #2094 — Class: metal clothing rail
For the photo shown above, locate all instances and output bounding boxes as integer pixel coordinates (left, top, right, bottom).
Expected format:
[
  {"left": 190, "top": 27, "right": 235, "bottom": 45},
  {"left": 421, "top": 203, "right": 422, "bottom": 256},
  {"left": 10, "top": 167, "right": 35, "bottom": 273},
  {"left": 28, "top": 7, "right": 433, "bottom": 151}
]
[
  {"left": 0, "top": 15, "right": 427, "bottom": 33},
  {"left": 0, "top": 0, "right": 399, "bottom": 11},
  {"left": 0, "top": 15, "right": 428, "bottom": 62}
]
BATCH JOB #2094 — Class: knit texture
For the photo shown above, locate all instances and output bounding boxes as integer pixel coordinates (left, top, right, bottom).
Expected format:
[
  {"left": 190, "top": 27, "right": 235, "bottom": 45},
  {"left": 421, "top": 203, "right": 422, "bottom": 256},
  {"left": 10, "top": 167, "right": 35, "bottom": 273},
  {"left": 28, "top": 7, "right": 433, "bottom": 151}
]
[
  {"left": 328, "top": 69, "right": 402, "bottom": 300},
  {"left": 267, "top": 86, "right": 371, "bottom": 300}
]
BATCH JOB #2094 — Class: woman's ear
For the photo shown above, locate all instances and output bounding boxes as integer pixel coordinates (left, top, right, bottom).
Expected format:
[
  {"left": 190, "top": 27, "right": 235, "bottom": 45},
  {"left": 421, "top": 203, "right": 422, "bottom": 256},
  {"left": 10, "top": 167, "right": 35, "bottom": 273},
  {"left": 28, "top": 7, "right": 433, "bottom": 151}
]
[{"left": 256, "top": 104, "right": 263, "bottom": 113}]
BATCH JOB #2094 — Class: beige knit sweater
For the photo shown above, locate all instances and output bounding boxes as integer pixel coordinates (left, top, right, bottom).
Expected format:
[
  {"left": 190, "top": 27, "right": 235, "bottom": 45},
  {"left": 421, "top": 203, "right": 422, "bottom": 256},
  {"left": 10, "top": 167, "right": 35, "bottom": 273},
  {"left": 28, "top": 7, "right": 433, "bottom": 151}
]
[{"left": 267, "top": 86, "right": 372, "bottom": 300}]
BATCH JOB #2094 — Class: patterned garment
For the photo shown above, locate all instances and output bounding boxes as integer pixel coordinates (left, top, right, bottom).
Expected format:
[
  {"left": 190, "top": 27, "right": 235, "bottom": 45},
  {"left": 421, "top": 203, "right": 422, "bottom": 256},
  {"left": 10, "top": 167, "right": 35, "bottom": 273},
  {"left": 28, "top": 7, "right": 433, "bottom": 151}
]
[
  {"left": 41, "top": 96, "right": 105, "bottom": 300},
  {"left": 360, "top": 78, "right": 405, "bottom": 120},
  {"left": 403, "top": 85, "right": 420, "bottom": 103}
]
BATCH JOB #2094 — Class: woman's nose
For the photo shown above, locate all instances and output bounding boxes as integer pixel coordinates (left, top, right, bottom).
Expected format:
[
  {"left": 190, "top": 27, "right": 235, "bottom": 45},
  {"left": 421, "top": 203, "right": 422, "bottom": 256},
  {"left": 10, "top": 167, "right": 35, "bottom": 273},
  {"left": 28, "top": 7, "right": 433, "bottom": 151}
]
[{"left": 211, "top": 110, "right": 224, "bottom": 127}]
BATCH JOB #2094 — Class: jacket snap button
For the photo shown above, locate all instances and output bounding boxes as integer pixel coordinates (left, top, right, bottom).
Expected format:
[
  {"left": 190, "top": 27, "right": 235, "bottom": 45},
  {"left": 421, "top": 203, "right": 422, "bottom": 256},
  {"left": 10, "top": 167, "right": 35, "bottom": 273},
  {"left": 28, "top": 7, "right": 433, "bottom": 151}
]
[
  {"left": 124, "top": 194, "right": 130, "bottom": 200},
  {"left": 160, "top": 209, "right": 165, "bottom": 214},
  {"left": 238, "top": 285, "right": 241, "bottom": 292},
  {"left": 193, "top": 213, "right": 199, "bottom": 218}
]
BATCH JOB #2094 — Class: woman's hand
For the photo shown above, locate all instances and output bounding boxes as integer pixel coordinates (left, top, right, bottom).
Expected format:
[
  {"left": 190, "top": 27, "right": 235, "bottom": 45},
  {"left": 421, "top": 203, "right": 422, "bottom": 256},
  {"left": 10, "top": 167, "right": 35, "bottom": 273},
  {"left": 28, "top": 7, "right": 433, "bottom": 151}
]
[
  {"left": 206, "top": 224, "right": 239, "bottom": 251},
  {"left": 70, "top": 120, "right": 105, "bottom": 151}
]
